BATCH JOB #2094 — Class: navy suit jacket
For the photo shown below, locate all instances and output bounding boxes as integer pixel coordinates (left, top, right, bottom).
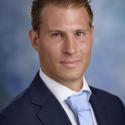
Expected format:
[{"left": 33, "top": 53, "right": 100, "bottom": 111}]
[{"left": 0, "top": 73, "right": 125, "bottom": 125}]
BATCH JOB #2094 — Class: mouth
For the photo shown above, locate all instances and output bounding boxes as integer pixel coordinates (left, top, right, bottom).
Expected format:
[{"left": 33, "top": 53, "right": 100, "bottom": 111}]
[{"left": 60, "top": 60, "right": 81, "bottom": 68}]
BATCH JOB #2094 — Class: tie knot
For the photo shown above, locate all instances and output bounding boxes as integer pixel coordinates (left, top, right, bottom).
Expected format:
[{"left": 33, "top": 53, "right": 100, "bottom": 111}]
[{"left": 65, "top": 92, "right": 91, "bottom": 114}]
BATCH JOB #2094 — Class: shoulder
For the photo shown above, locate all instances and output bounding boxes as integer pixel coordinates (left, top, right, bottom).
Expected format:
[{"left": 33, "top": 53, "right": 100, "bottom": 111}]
[
  {"left": 0, "top": 72, "right": 43, "bottom": 117},
  {"left": 90, "top": 86, "right": 123, "bottom": 102},
  {"left": 0, "top": 89, "right": 29, "bottom": 115},
  {"left": 0, "top": 87, "right": 39, "bottom": 125},
  {"left": 90, "top": 86, "right": 116, "bottom": 97},
  {"left": 0, "top": 73, "right": 51, "bottom": 125},
  {"left": 90, "top": 86, "right": 125, "bottom": 124},
  {"left": 90, "top": 86, "right": 125, "bottom": 110}
]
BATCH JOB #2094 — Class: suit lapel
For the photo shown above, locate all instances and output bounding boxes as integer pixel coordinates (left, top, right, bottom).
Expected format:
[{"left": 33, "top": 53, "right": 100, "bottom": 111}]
[
  {"left": 89, "top": 87, "right": 112, "bottom": 125},
  {"left": 28, "top": 73, "right": 72, "bottom": 125},
  {"left": 37, "top": 92, "right": 72, "bottom": 125}
]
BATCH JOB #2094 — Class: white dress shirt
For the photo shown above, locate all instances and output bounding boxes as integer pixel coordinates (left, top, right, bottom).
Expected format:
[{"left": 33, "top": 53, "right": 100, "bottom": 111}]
[{"left": 39, "top": 69, "right": 97, "bottom": 125}]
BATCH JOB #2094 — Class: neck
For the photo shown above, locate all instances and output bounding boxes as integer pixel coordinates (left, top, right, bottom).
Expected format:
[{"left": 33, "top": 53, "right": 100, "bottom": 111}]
[{"left": 53, "top": 77, "right": 83, "bottom": 92}]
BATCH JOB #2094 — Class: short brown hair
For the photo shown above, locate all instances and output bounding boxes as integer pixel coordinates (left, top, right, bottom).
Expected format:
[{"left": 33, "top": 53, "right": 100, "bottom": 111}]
[{"left": 30, "top": 0, "right": 93, "bottom": 31}]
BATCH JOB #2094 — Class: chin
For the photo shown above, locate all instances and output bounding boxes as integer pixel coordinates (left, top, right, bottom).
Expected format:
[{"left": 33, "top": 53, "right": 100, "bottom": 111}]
[{"left": 57, "top": 71, "right": 84, "bottom": 82}]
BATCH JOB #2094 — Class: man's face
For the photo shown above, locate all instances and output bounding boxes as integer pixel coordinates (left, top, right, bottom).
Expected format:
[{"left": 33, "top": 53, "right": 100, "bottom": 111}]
[{"left": 30, "top": 5, "right": 93, "bottom": 88}]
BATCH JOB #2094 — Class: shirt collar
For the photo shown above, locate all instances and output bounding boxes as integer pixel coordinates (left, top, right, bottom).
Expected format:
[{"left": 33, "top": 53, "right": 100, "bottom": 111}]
[{"left": 39, "top": 68, "right": 92, "bottom": 103}]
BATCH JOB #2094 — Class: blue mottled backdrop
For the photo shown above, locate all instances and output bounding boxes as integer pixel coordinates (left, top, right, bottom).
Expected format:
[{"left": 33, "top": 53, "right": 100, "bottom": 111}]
[{"left": 0, "top": 0, "right": 125, "bottom": 108}]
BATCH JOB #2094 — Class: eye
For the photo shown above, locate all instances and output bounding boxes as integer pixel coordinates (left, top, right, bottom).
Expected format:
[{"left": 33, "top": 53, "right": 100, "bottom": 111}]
[
  {"left": 51, "top": 32, "right": 62, "bottom": 38},
  {"left": 75, "top": 31, "right": 86, "bottom": 37}
]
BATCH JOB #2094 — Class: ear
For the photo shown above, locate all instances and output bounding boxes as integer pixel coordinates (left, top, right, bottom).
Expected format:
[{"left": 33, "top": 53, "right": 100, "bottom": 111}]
[
  {"left": 29, "top": 29, "right": 40, "bottom": 52},
  {"left": 90, "top": 25, "right": 94, "bottom": 42}
]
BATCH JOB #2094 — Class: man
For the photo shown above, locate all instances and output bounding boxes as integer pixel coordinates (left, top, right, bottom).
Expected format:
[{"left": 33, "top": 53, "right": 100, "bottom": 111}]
[{"left": 0, "top": 0, "right": 125, "bottom": 125}]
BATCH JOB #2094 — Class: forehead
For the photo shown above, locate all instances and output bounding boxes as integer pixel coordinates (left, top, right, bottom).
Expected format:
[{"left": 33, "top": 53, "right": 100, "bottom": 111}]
[{"left": 39, "top": 4, "right": 90, "bottom": 30}]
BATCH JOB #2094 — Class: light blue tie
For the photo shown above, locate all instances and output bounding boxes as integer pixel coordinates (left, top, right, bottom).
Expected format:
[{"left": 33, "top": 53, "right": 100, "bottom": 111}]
[{"left": 65, "top": 92, "right": 94, "bottom": 125}]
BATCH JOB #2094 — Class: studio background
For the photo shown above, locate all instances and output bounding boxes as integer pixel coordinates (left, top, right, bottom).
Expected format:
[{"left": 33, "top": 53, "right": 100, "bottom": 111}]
[{"left": 0, "top": 0, "right": 125, "bottom": 108}]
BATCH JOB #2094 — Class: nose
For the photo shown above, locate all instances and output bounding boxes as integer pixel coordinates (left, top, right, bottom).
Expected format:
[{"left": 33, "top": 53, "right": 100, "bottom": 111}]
[{"left": 63, "top": 35, "right": 77, "bottom": 55}]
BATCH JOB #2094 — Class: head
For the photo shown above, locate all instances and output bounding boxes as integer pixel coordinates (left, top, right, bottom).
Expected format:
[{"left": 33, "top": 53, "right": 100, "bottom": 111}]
[{"left": 29, "top": 0, "right": 94, "bottom": 91}]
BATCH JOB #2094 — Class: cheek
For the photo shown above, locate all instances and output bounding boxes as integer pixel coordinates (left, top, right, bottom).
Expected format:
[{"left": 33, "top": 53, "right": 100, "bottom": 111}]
[
  {"left": 79, "top": 41, "right": 92, "bottom": 55},
  {"left": 39, "top": 42, "right": 61, "bottom": 62}
]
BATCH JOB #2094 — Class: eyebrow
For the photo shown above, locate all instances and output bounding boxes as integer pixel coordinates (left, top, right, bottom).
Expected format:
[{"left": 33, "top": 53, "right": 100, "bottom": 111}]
[
  {"left": 48, "top": 30, "right": 63, "bottom": 33},
  {"left": 47, "top": 28, "right": 90, "bottom": 33}
]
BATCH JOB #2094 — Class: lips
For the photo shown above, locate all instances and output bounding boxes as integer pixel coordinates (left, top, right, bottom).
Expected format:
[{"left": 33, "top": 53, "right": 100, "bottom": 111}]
[{"left": 60, "top": 60, "right": 81, "bottom": 68}]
